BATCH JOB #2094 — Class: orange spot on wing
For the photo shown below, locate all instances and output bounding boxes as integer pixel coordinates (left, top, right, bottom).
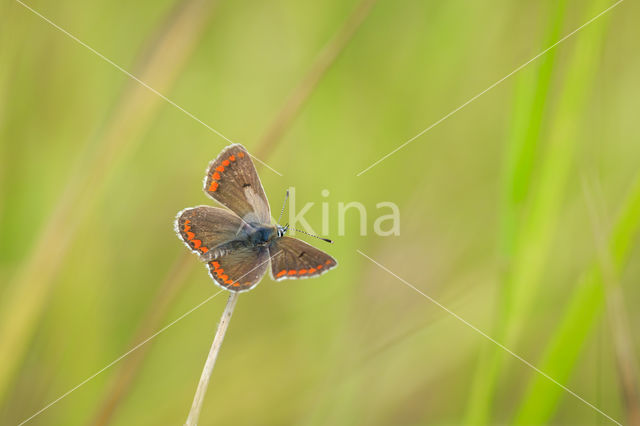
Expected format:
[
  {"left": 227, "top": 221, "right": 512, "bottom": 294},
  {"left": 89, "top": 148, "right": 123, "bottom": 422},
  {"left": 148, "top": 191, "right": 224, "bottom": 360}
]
[
  {"left": 276, "top": 270, "right": 287, "bottom": 278},
  {"left": 222, "top": 160, "right": 230, "bottom": 166},
  {"left": 325, "top": 260, "right": 332, "bottom": 265},
  {"left": 192, "top": 239, "right": 202, "bottom": 249},
  {"left": 225, "top": 279, "right": 233, "bottom": 284},
  {"left": 212, "top": 261, "right": 220, "bottom": 268},
  {"left": 220, "top": 274, "right": 228, "bottom": 281},
  {"left": 209, "top": 181, "right": 219, "bottom": 192},
  {"left": 317, "top": 264, "right": 323, "bottom": 269},
  {"left": 238, "top": 152, "right": 245, "bottom": 158},
  {"left": 288, "top": 270, "right": 297, "bottom": 275},
  {"left": 212, "top": 172, "right": 221, "bottom": 180},
  {"left": 299, "top": 269, "right": 308, "bottom": 274},
  {"left": 216, "top": 166, "right": 224, "bottom": 172},
  {"left": 200, "top": 246, "right": 209, "bottom": 253},
  {"left": 229, "top": 155, "right": 236, "bottom": 161},
  {"left": 232, "top": 282, "right": 240, "bottom": 287},
  {"left": 308, "top": 268, "right": 317, "bottom": 273},
  {"left": 215, "top": 268, "right": 224, "bottom": 276},
  {"left": 186, "top": 232, "right": 195, "bottom": 240}
]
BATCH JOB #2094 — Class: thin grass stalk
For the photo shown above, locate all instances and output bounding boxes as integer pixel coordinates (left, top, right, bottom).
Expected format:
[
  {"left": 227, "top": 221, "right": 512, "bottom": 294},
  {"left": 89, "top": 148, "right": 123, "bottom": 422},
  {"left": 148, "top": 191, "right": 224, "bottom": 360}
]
[
  {"left": 514, "top": 173, "right": 640, "bottom": 423},
  {"left": 0, "top": 0, "right": 220, "bottom": 405},
  {"left": 90, "top": 254, "right": 194, "bottom": 426},
  {"left": 583, "top": 180, "right": 640, "bottom": 425},
  {"left": 604, "top": 286, "right": 640, "bottom": 426},
  {"left": 185, "top": 292, "right": 239, "bottom": 426},
  {"left": 253, "top": 0, "right": 378, "bottom": 160}
]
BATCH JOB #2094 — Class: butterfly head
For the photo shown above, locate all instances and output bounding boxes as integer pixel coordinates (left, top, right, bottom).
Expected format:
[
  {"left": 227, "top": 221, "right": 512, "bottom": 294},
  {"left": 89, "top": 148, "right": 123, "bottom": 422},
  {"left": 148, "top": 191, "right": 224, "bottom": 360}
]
[{"left": 277, "top": 224, "right": 289, "bottom": 238}]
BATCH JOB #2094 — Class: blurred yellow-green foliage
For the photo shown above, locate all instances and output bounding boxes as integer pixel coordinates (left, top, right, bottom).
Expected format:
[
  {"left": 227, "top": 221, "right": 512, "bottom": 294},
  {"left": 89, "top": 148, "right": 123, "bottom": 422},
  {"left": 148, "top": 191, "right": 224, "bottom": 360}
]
[{"left": 1, "top": 0, "right": 639, "bottom": 424}]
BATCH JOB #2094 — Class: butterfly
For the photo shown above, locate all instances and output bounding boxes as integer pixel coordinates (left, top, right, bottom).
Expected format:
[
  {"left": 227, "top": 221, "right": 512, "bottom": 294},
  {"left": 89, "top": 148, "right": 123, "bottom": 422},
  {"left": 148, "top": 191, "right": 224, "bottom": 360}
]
[{"left": 175, "top": 144, "right": 337, "bottom": 292}]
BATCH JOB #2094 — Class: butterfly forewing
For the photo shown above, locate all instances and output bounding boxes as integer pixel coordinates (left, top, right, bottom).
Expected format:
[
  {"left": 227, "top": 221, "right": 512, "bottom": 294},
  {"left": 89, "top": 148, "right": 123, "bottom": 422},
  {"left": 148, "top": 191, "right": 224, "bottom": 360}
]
[
  {"left": 207, "top": 246, "right": 270, "bottom": 291},
  {"left": 175, "top": 206, "right": 243, "bottom": 258},
  {"left": 204, "top": 144, "right": 270, "bottom": 225},
  {"left": 269, "top": 237, "right": 337, "bottom": 280}
]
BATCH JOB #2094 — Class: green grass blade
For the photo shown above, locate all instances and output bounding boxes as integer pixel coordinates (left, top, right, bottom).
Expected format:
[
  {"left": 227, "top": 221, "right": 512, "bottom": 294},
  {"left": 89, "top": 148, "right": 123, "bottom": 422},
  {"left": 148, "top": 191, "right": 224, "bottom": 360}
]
[
  {"left": 515, "top": 174, "right": 640, "bottom": 424},
  {"left": 466, "top": 0, "right": 616, "bottom": 423},
  {"left": 507, "top": 0, "right": 614, "bottom": 349},
  {"left": 464, "top": 0, "right": 568, "bottom": 423}
]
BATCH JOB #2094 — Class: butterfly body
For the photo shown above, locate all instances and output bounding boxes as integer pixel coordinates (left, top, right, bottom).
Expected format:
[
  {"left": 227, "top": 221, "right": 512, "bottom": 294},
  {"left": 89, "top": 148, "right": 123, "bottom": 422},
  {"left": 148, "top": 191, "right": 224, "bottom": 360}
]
[
  {"left": 175, "top": 144, "right": 337, "bottom": 292},
  {"left": 244, "top": 223, "right": 278, "bottom": 247}
]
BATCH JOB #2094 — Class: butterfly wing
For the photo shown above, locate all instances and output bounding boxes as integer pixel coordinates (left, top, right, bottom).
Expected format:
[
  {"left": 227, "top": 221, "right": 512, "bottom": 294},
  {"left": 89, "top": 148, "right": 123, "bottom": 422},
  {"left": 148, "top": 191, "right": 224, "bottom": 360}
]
[
  {"left": 207, "top": 246, "right": 270, "bottom": 292},
  {"left": 203, "top": 144, "right": 270, "bottom": 225},
  {"left": 175, "top": 206, "right": 243, "bottom": 258},
  {"left": 268, "top": 237, "right": 338, "bottom": 280}
]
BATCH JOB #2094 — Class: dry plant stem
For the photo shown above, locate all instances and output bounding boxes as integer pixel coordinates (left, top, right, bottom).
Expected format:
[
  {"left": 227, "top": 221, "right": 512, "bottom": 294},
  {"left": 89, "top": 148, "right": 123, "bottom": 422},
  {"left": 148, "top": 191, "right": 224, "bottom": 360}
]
[
  {"left": 91, "top": 254, "right": 194, "bottom": 426},
  {"left": 253, "top": 0, "right": 378, "bottom": 160},
  {"left": 0, "top": 0, "right": 219, "bottom": 402},
  {"left": 583, "top": 181, "right": 640, "bottom": 425},
  {"left": 185, "top": 292, "right": 239, "bottom": 426}
]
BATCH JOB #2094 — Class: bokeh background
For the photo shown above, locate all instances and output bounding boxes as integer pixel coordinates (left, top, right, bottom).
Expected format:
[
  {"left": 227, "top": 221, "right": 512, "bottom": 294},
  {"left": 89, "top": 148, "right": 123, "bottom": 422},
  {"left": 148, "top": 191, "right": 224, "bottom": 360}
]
[{"left": 1, "top": 0, "right": 639, "bottom": 424}]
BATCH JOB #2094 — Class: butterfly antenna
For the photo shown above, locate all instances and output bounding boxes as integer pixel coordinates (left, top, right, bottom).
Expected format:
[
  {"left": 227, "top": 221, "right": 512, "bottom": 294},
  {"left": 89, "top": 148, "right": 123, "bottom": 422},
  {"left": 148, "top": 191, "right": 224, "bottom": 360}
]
[
  {"left": 277, "top": 189, "right": 289, "bottom": 225},
  {"left": 291, "top": 227, "right": 333, "bottom": 244}
]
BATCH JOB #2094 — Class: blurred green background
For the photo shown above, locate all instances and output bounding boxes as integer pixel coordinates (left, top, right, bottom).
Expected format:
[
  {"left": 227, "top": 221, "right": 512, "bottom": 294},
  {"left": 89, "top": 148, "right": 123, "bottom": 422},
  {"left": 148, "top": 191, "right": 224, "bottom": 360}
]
[{"left": 1, "top": 0, "right": 639, "bottom": 424}]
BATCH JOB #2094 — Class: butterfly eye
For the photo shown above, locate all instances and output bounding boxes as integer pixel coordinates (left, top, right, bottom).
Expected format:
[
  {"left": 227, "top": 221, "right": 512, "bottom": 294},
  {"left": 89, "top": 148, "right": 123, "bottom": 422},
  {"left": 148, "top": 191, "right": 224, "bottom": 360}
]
[{"left": 277, "top": 225, "right": 288, "bottom": 238}]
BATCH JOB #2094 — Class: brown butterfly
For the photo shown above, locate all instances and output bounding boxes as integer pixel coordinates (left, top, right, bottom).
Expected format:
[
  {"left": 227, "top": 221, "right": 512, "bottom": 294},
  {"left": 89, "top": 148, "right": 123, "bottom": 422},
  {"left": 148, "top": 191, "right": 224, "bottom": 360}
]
[{"left": 175, "top": 144, "right": 337, "bottom": 292}]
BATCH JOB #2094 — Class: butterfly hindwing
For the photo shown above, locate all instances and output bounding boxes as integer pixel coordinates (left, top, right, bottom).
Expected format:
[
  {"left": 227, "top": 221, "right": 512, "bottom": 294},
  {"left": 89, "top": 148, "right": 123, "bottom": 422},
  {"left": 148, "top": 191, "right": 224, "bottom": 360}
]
[
  {"left": 269, "top": 236, "right": 338, "bottom": 280},
  {"left": 203, "top": 144, "right": 270, "bottom": 225},
  {"left": 207, "top": 246, "right": 270, "bottom": 292},
  {"left": 175, "top": 206, "right": 243, "bottom": 259}
]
